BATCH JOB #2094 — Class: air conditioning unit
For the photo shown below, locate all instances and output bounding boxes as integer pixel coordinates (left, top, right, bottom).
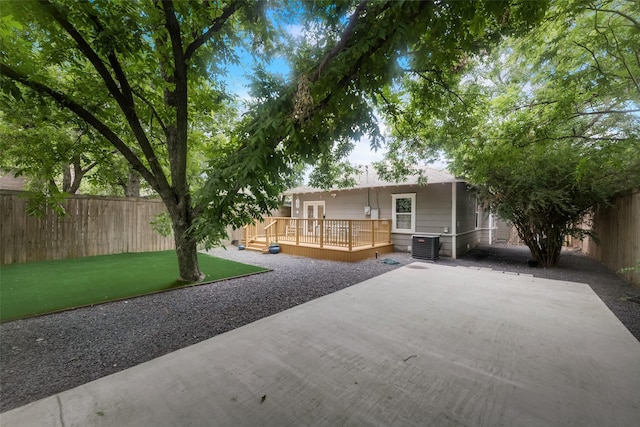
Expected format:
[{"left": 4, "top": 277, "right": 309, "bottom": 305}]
[{"left": 411, "top": 235, "right": 440, "bottom": 260}]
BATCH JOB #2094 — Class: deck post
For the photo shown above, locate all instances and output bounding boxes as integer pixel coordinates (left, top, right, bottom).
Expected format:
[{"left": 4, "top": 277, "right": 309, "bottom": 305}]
[
  {"left": 319, "top": 219, "right": 324, "bottom": 249},
  {"left": 295, "top": 218, "right": 299, "bottom": 245},
  {"left": 386, "top": 220, "right": 391, "bottom": 243},
  {"left": 371, "top": 220, "right": 375, "bottom": 247},
  {"left": 348, "top": 220, "right": 353, "bottom": 251}
]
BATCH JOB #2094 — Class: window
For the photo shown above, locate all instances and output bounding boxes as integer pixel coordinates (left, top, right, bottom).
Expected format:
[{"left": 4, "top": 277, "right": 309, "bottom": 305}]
[{"left": 391, "top": 193, "right": 416, "bottom": 233}]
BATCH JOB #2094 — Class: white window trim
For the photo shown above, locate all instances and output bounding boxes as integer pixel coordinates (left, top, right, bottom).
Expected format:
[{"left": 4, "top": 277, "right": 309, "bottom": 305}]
[{"left": 391, "top": 193, "right": 416, "bottom": 234}]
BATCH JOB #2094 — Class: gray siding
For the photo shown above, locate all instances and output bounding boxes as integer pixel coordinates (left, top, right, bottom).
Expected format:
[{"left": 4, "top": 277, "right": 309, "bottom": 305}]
[
  {"left": 476, "top": 208, "right": 497, "bottom": 245},
  {"left": 292, "top": 191, "right": 370, "bottom": 219},
  {"left": 454, "top": 182, "right": 477, "bottom": 256},
  {"left": 291, "top": 184, "right": 452, "bottom": 224},
  {"left": 292, "top": 183, "right": 456, "bottom": 257},
  {"left": 495, "top": 218, "right": 512, "bottom": 242},
  {"left": 456, "top": 230, "right": 481, "bottom": 254},
  {"left": 290, "top": 182, "right": 486, "bottom": 258},
  {"left": 415, "top": 183, "right": 452, "bottom": 234},
  {"left": 476, "top": 205, "right": 490, "bottom": 229},
  {"left": 478, "top": 228, "right": 493, "bottom": 243},
  {"left": 456, "top": 182, "right": 477, "bottom": 233}
]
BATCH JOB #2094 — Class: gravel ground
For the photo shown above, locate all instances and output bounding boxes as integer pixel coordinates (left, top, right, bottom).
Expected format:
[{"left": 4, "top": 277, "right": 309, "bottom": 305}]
[{"left": 1, "top": 244, "right": 639, "bottom": 412}]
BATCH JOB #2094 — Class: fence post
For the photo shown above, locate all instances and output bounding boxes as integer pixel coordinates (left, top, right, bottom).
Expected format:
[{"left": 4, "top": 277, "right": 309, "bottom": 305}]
[
  {"left": 319, "top": 219, "right": 324, "bottom": 249},
  {"left": 348, "top": 220, "right": 353, "bottom": 251}
]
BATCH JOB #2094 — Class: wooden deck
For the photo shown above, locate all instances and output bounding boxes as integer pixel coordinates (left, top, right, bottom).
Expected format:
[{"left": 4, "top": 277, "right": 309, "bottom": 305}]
[{"left": 244, "top": 217, "right": 395, "bottom": 262}]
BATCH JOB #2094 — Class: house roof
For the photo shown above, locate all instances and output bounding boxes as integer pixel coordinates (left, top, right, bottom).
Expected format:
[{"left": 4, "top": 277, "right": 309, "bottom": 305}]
[
  {"left": 0, "top": 171, "right": 26, "bottom": 191},
  {"left": 285, "top": 165, "right": 461, "bottom": 195}
]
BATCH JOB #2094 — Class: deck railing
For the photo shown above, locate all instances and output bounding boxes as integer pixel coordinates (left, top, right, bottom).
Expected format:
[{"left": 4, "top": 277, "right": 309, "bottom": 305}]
[{"left": 245, "top": 217, "right": 392, "bottom": 251}]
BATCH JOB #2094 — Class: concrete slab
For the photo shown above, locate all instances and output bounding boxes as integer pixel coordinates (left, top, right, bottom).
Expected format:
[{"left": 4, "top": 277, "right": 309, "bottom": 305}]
[{"left": 2, "top": 263, "right": 639, "bottom": 426}]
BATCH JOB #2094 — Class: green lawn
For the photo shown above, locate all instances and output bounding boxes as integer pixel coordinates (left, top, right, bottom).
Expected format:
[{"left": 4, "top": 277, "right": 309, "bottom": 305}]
[{"left": 0, "top": 251, "right": 268, "bottom": 322}]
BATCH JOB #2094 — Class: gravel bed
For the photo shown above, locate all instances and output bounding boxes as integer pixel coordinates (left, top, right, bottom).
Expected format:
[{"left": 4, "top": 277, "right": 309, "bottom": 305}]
[{"left": 1, "top": 244, "right": 638, "bottom": 412}]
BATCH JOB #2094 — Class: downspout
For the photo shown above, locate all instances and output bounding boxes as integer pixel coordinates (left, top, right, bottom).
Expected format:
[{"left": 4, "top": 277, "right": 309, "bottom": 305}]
[
  {"left": 451, "top": 181, "right": 457, "bottom": 259},
  {"left": 366, "top": 165, "right": 370, "bottom": 212},
  {"left": 489, "top": 212, "right": 493, "bottom": 244}
]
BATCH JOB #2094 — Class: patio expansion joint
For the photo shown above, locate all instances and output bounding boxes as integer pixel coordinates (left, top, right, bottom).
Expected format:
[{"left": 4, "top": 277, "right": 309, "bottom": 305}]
[{"left": 56, "top": 395, "right": 66, "bottom": 427}]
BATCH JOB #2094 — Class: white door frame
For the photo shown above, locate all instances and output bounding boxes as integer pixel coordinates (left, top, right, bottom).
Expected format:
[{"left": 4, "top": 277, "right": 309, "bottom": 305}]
[{"left": 303, "top": 201, "right": 325, "bottom": 235}]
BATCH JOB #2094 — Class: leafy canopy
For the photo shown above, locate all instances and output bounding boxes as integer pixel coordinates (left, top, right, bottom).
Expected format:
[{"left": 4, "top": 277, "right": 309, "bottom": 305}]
[
  {"left": 1, "top": 0, "right": 548, "bottom": 279},
  {"left": 380, "top": 0, "right": 640, "bottom": 266}
]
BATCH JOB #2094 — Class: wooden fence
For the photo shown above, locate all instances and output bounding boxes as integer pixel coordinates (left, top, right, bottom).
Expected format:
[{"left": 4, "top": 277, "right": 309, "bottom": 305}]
[
  {"left": 0, "top": 190, "right": 174, "bottom": 264},
  {"left": 577, "top": 189, "right": 640, "bottom": 286}
]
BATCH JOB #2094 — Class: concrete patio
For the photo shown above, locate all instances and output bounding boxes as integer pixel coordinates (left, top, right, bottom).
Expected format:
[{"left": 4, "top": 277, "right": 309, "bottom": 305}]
[{"left": 2, "top": 262, "right": 639, "bottom": 426}]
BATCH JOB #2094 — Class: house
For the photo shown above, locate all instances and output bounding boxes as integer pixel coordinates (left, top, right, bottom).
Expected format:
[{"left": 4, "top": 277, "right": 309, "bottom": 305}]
[
  {"left": 282, "top": 165, "right": 497, "bottom": 259},
  {"left": 0, "top": 171, "right": 26, "bottom": 191}
]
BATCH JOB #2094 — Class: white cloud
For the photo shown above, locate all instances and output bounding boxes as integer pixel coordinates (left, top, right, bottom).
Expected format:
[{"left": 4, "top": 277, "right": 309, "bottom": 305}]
[
  {"left": 286, "top": 24, "right": 304, "bottom": 38},
  {"left": 348, "top": 136, "right": 386, "bottom": 165}
]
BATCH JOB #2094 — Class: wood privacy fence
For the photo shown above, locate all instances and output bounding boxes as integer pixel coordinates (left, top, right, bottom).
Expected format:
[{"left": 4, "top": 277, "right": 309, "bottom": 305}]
[
  {"left": 0, "top": 190, "right": 174, "bottom": 264},
  {"left": 577, "top": 189, "right": 640, "bottom": 286}
]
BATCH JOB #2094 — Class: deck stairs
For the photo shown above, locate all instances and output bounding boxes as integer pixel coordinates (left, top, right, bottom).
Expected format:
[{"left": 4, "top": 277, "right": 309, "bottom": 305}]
[{"left": 244, "top": 240, "right": 268, "bottom": 253}]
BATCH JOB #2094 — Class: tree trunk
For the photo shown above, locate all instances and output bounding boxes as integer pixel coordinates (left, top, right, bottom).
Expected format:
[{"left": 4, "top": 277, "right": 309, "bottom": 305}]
[
  {"left": 62, "top": 165, "right": 73, "bottom": 193},
  {"left": 123, "top": 169, "right": 141, "bottom": 197},
  {"left": 164, "top": 195, "right": 204, "bottom": 282},
  {"left": 507, "top": 225, "right": 521, "bottom": 245},
  {"left": 169, "top": 215, "right": 203, "bottom": 282},
  {"left": 515, "top": 222, "right": 564, "bottom": 267},
  {"left": 172, "top": 221, "right": 203, "bottom": 282}
]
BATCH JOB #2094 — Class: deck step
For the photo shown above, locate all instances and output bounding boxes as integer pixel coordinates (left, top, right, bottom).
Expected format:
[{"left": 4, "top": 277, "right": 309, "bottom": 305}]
[{"left": 244, "top": 242, "right": 267, "bottom": 252}]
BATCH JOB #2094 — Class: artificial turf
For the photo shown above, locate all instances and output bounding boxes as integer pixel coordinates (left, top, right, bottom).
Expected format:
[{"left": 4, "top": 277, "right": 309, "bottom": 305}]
[{"left": 0, "top": 250, "right": 268, "bottom": 322}]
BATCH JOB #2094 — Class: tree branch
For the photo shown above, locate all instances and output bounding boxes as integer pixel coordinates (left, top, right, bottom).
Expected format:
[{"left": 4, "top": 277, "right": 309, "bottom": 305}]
[
  {"left": 161, "top": 0, "right": 190, "bottom": 197},
  {"left": 184, "top": 0, "right": 243, "bottom": 61},
  {"left": 0, "top": 63, "right": 158, "bottom": 190},
  {"left": 556, "top": 135, "right": 632, "bottom": 142},
  {"left": 570, "top": 108, "right": 640, "bottom": 117},
  {"left": 161, "top": 1, "right": 187, "bottom": 83},
  {"left": 415, "top": 71, "right": 467, "bottom": 107},
  {"left": 512, "top": 99, "right": 559, "bottom": 111},
  {"left": 38, "top": 0, "right": 171, "bottom": 193},
  {"left": 131, "top": 88, "right": 168, "bottom": 134},
  {"left": 86, "top": 13, "right": 136, "bottom": 105},
  {"left": 311, "top": 29, "right": 391, "bottom": 114},
  {"left": 607, "top": 20, "right": 640, "bottom": 95},
  {"left": 587, "top": 6, "right": 640, "bottom": 28},
  {"left": 69, "top": 158, "right": 98, "bottom": 194},
  {"left": 312, "top": 0, "right": 369, "bottom": 83},
  {"left": 374, "top": 88, "right": 409, "bottom": 139},
  {"left": 38, "top": 1, "right": 126, "bottom": 108},
  {"left": 309, "top": 0, "right": 431, "bottom": 113},
  {"left": 573, "top": 40, "right": 608, "bottom": 75}
]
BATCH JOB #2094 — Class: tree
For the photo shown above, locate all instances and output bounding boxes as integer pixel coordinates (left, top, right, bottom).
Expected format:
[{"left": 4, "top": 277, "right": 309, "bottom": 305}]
[
  {"left": 0, "top": 0, "right": 273, "bottom": 281},
  {"left": 0, "top": 0, "right": 547, "bottom": 281},
  {"left": 0, "top": 91, "right": 144, "bottom": 201},
  {"left": 380, "top": 0, "right": 640, "bottom": 266}
]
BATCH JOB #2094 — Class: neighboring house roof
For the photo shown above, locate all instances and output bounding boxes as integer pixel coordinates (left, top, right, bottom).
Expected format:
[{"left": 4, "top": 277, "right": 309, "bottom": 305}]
[
  {"left": 286, "top": 165, "right": 461, "bottom": 195},
  {"left": 0, "top": 171, "right": 26, "bottom": 191}
]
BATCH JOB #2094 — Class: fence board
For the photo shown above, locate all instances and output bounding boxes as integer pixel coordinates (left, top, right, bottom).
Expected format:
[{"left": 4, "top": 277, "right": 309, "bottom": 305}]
[
  {"left": 579, "top": 189, "right": 640, "bottom": 286},
  {"left": 0, "top": 191, "right": 174, "bottom": 264}
]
